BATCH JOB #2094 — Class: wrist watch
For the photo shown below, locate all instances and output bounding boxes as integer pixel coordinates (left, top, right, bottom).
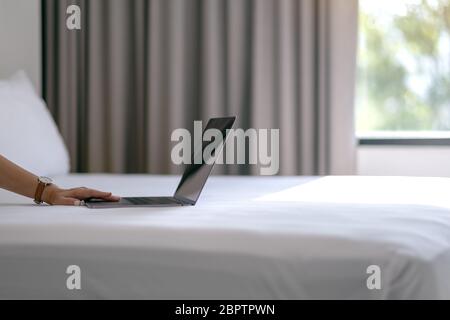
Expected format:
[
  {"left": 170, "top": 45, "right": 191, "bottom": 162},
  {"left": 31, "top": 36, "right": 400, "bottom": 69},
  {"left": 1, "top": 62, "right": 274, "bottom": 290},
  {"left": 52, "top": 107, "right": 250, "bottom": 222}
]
[{"left": 34, "top": 176, "right": 53, "bottom": 204}]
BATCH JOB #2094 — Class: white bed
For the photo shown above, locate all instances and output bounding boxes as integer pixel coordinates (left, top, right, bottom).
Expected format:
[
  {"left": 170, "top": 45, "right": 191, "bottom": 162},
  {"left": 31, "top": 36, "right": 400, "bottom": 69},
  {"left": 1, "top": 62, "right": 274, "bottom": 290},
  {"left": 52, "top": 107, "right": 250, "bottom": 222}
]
[{"left": 1, "top": 174, "right": 450, "bottom": 299}]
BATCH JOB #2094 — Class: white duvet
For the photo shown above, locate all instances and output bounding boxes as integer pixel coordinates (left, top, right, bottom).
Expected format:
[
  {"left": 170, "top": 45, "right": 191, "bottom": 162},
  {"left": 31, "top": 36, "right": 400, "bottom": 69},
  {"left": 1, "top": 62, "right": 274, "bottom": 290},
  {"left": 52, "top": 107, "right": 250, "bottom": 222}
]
[{"left": 1, "top": 175, "right": 450, "bottom": 299}]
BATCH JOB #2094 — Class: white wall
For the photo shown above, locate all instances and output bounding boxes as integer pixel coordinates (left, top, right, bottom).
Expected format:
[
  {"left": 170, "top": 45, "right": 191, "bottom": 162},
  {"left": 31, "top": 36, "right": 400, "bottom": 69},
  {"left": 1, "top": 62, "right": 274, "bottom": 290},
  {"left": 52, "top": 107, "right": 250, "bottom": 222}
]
[
  {"left": 358, "top": 146, "right": 450, "bottom": 177},
  {"left": 0, "top": 0, "right": 41, "bottom": 93}
]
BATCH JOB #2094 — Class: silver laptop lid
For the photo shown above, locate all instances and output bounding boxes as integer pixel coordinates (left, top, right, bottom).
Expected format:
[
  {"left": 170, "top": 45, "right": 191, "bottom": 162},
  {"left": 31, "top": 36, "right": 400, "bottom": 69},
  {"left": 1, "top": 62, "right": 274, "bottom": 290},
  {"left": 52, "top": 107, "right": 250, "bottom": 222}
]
[{"left": 174, "top": 117, "right": 236, "bottom": 204}]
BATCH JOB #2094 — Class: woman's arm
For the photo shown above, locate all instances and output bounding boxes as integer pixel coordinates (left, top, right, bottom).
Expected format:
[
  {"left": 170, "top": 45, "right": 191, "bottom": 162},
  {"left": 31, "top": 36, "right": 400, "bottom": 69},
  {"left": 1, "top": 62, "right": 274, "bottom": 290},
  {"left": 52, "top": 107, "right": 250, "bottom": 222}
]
[{"left": 0, "top": 154, "right": 119, "bottom": 205}]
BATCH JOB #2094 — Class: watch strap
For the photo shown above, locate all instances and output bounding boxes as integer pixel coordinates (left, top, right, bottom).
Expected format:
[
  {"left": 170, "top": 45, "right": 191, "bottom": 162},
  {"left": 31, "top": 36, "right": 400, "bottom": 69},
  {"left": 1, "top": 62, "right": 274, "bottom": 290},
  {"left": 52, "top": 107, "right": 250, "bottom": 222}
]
[{"left": 34, "top": 179, "right": 47, "bottom": 204}]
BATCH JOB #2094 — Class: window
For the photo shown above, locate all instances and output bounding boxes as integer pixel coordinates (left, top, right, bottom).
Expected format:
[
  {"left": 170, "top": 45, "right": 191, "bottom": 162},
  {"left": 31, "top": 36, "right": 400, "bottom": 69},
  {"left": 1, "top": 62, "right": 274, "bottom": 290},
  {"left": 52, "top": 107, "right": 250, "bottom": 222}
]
[{"left": 356, "top": 0, "right": 450, "bottom": 139}]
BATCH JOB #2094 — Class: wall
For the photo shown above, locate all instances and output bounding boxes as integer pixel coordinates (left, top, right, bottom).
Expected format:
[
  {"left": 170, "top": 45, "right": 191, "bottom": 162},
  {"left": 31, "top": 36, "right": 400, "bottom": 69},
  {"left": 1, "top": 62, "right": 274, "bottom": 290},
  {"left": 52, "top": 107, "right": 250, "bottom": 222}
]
[
  {"left": 0, "top": 0, "right": 41, "bottom": 93},
  {"left": 358, "top": 146, "right": 450, "bottom": 177}
]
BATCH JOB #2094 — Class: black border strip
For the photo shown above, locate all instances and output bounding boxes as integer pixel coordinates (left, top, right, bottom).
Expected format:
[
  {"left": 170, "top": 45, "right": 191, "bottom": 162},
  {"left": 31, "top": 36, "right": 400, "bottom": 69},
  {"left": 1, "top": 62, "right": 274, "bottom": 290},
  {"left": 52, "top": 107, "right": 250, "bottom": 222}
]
[{"left": 359, "top": 138, "right": 450, "bottom": 146}]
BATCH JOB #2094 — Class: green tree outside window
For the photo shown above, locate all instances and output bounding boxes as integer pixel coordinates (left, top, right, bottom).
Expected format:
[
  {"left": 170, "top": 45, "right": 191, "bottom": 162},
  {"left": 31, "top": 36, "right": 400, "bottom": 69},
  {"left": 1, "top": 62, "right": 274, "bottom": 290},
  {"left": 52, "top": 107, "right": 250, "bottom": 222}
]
[{"left": 357, "top": 0, "right": 450, "bottom": 132}]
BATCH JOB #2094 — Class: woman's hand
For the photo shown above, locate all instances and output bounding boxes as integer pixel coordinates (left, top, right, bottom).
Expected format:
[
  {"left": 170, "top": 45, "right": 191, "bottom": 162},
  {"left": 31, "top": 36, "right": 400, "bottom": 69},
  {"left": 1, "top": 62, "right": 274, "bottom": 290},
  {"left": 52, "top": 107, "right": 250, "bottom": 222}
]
[{"left": 42, "top": 185, "right": 120, "bottom": 206}]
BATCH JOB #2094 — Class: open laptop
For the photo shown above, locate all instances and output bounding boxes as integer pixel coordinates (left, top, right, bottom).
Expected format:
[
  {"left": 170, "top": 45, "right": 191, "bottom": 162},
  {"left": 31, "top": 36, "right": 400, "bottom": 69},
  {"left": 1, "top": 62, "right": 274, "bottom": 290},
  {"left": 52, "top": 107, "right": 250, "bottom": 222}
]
[{"left": 85, "top": 116, "right": 236, "bottom": 208}]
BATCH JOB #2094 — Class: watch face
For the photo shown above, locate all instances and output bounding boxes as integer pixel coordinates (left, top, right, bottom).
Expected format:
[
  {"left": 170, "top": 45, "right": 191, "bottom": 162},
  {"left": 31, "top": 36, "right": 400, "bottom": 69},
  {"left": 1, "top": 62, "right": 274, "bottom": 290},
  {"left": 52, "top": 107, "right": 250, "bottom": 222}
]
[{"left": 39, "top": 176, "right": 53, "bottom": 184}]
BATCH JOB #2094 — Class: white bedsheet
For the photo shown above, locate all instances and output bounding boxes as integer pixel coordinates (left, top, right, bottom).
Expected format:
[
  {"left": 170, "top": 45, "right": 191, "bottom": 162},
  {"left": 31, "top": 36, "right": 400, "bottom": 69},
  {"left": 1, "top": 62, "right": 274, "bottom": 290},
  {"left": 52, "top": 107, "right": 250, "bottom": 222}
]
[{"left": 1, "top": 175, "right": 450, "bottom": 299}]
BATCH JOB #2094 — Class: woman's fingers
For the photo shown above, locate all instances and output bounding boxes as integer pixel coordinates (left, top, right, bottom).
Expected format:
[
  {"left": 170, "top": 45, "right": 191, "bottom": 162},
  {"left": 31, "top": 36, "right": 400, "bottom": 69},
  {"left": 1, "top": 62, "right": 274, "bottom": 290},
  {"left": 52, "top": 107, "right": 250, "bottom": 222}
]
[
  {"left": 41, "top": 186, "right": 119, "bottom": 205},
  {"left": 68, "top": 188, "right": 109, "bottom": 198},
  {"left": 100, "top": 194, "right": 121, "bottom": 201},
  {"left": 65, "top": 188, "right": 120, "bottom": 201},
  {"left": 53, "top": 197, "right": 80, "bottom": 206}
]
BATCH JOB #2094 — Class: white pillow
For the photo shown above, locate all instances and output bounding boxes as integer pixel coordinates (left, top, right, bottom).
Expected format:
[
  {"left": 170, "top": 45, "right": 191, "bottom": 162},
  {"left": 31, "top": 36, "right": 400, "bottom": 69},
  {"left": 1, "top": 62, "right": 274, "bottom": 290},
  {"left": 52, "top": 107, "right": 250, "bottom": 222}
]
[{"left": 0, "top": 71, "right": 70, "bottom": 176}]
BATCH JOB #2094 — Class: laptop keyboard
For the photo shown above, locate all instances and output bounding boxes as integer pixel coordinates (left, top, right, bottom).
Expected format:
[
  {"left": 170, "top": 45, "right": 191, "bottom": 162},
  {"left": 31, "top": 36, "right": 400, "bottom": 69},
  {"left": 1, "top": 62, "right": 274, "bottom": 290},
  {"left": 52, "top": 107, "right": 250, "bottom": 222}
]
[{"left": 124, "top": 197, "right": 181, "bottom": 205}]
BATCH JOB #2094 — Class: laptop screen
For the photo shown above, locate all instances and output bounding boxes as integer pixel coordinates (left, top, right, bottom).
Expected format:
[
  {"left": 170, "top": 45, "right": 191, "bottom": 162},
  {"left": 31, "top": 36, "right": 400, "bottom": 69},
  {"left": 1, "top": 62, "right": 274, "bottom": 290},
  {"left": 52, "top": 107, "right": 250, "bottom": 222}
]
[{"left": 174, "top": 117, "right": 236, "bottom": 204}]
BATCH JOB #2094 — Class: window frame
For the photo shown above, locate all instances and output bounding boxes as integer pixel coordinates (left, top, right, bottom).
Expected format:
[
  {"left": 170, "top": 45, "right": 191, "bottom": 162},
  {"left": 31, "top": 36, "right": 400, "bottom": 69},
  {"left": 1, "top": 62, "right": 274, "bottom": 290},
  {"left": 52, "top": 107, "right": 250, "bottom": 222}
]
[
  {"left": 358, "top": 132, "right": 450, "bottom": 146},
  {"left": 358, "top": 138, "right": 450, "bottom": 146}
]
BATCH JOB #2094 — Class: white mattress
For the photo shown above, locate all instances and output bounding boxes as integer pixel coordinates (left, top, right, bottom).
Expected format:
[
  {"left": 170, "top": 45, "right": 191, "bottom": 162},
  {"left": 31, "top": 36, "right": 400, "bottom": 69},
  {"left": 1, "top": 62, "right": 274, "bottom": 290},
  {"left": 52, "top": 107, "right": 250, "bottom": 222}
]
[{"left": 1, "top": 174, "right": 450, "bottom": 299}]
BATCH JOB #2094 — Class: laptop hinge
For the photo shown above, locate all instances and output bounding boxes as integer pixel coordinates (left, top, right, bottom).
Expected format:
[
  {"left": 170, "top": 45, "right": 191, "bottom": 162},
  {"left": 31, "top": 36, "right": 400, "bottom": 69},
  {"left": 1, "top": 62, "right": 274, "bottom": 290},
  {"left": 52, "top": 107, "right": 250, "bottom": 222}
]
[{"left": 174, "top": 195, "right": 195, "bottom": 206}]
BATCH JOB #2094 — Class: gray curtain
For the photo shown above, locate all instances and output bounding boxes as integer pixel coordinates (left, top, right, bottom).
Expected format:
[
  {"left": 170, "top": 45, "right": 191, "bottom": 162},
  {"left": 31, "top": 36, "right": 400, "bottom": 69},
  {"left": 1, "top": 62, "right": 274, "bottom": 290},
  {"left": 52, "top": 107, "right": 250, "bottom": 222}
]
[{"left": 43, "top": 0, "right": 358, "bottom": 175}]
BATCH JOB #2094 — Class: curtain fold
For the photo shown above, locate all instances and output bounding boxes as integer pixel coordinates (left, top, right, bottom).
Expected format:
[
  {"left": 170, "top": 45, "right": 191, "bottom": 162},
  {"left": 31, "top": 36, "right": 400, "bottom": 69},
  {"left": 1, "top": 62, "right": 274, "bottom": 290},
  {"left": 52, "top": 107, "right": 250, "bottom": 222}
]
[{"left": 43, "top": 0, "right": 358, "bottom": 175}]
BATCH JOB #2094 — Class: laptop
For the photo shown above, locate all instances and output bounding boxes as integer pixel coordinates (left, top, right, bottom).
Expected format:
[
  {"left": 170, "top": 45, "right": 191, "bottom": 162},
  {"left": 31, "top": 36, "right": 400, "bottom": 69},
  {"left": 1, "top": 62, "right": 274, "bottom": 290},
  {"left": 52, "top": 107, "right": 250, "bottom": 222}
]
[{"left": 85, "top": 116, "right": 236, "bottom": 208}]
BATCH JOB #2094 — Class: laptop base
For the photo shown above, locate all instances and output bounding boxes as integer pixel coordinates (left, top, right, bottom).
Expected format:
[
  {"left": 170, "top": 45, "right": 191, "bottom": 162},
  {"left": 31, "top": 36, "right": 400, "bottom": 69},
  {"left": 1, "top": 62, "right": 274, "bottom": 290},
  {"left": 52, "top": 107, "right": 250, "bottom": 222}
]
[{"left": 85, "top": 196, "right": 186, "bottom": 208}]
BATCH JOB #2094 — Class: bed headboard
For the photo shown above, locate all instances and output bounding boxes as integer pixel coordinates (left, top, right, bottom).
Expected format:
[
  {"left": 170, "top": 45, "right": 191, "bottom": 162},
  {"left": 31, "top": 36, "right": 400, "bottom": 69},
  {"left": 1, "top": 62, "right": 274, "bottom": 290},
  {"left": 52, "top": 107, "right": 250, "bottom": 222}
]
[{"left": 0, "top": 0, "right": 41, "bottom": 94}]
